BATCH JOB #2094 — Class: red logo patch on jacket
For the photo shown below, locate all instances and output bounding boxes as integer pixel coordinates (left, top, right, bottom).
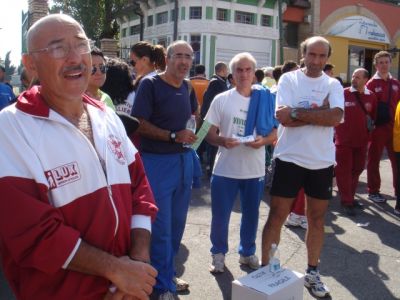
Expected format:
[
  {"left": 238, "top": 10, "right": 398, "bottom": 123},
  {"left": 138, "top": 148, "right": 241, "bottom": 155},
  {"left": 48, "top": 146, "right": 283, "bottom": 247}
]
[
  {"left": 107, "top": 135, "right": 126, "bottom": 165},
  {"left": 45, "top": 162, "right": 81, "bottom": 190}
]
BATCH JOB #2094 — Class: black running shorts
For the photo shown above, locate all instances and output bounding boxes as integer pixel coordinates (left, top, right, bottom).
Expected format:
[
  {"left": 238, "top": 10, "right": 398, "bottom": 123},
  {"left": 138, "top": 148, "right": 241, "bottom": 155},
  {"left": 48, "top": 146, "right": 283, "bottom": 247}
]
[{"left": 270, "top": 158, "right": 334, "bottom": 200}]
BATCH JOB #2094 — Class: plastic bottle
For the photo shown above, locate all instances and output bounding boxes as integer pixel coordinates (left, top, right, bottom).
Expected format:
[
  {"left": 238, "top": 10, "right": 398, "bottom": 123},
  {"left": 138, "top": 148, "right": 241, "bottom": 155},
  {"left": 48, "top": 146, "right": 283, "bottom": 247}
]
[
  {"left": 269, "top": 243, "right": 281, "bottom": 273},
  {"left": 183, "top": 115, "right": 196, "bottom": 148},
  {"left": 186, "top": 114, "right": 196, "bottom": 133}
]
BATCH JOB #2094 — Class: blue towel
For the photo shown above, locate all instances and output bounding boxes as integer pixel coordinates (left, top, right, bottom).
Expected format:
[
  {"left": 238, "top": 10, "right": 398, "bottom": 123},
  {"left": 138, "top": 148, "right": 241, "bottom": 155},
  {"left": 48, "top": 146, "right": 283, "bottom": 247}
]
[{"left": 244, "top": 85, "right": 278, "bottom": 137}]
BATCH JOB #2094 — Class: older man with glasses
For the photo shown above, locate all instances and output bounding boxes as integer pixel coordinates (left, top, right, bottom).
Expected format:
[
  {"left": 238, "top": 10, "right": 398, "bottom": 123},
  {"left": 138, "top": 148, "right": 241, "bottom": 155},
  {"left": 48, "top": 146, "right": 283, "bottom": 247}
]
[
  {"left": 132, "top": 40, "right": 198, "bottom": 300},
  {"left": 0, "top": 14, "right": 158, "bottom": 300}
]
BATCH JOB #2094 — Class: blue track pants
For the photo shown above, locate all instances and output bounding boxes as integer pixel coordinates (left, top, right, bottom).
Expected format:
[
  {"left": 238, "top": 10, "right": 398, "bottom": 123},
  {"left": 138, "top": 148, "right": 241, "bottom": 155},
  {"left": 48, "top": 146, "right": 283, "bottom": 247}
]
[
  {"left": 210, "top": 175, "right": 264, "bottom": 256},
  {"left": 141, "top": 151, "right": 193, "bottom": 293}
]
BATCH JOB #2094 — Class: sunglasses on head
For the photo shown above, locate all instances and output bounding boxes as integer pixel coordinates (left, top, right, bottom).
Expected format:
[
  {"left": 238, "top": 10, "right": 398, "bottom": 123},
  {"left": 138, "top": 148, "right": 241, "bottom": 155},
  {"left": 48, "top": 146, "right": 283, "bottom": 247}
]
[{"left": 91, "top": 65, "right": 107, "bottom": 75}]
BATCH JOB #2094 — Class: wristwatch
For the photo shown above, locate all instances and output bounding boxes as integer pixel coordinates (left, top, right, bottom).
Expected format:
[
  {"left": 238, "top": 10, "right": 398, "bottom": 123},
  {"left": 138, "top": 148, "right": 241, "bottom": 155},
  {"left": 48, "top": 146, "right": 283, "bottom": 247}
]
[
  {"left": 290, "top": 108, "right": 298, "bottom": 120},
  {"left": 170, "top": 131, "right": 176, "bottom": 143}
]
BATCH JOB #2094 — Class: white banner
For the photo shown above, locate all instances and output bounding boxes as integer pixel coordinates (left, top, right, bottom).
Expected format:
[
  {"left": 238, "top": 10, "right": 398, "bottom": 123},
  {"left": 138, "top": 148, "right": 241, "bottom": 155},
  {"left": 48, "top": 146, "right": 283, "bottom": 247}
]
[{"left": 327, "top": 15, "right": 389, "bottom": 43}]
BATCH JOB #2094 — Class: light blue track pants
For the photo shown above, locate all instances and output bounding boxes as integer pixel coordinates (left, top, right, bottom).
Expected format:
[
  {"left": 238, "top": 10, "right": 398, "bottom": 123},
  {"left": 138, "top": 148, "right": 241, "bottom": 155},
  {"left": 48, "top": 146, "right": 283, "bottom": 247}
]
[
  {"left": 141, "top": 151, "right": 193, "bottom": 293},
  {"left": 210, "top": 175, "right": 264, "bottom": 256}
]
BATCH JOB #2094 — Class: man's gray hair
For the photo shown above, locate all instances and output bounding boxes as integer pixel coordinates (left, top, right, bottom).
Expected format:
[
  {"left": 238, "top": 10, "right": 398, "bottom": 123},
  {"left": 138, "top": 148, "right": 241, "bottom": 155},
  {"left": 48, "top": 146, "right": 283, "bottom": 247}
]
[
  {"left": 229, "top": 52, "right": 257, "bottom": 73},
  {"left": 166, "top": 40, "right": 192, "bottom": 58}
]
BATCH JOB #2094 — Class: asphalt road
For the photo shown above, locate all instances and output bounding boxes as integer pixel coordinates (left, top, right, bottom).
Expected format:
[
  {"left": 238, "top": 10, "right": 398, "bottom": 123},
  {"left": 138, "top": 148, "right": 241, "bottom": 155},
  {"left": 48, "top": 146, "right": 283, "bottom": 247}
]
[{"left": 1, "top": 156, "right": 399, "bottom": 300}]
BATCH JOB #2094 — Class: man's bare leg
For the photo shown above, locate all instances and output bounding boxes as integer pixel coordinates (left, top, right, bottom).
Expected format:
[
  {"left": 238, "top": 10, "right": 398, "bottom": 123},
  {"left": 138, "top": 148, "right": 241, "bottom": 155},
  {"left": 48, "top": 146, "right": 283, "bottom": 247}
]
[
  {"left": 305, "top": 196, "right": 329, "bottom": 266},
  {"left": 261, "top": 196, "right": 294, "bottom": 265}
]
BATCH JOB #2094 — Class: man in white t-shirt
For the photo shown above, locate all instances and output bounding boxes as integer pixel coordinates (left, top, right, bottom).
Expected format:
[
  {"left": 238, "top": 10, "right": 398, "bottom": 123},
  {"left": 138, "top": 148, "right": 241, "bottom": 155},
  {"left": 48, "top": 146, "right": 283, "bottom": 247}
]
[
  {"left": 261, "top": 36, "right": 344, "bottom": 298},
  {"left": 205, "top": 52, "right": 277, "bottom": 274}
]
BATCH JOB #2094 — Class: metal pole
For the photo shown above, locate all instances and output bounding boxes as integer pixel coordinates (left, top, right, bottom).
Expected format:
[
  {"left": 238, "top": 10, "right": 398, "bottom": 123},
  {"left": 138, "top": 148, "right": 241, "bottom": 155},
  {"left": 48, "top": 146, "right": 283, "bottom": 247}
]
[
  {"left": 278, "top": 0, "right": 284, "bottom": 64},
  {"left": 173, "top": 0, "right": 178, "bottom": 41}
]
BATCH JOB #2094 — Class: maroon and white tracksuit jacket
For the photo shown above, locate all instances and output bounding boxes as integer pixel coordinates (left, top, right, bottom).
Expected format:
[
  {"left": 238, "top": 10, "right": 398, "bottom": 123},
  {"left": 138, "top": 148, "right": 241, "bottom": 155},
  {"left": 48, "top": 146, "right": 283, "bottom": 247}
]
[
  {"left": 366, "top": 73, "right": 400, "bottom": 195},
  {"left": 334, "top": 87, "right": 377, "bottom": 205},
  {"left": 0, "top": 86, "right": 158, "bottom": 299}
]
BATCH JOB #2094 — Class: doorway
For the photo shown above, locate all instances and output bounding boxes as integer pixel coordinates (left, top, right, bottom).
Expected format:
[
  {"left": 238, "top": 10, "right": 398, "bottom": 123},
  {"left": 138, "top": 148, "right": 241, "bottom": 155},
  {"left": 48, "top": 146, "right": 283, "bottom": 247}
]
[{"left": 348, "top": 46, "right": 379, "bottom": 82}]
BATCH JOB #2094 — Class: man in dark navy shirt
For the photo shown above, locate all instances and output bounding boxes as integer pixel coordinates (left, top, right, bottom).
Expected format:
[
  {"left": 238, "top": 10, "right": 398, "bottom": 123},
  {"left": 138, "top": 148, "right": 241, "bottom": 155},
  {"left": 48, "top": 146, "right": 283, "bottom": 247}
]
[{"left": 132, "top": 40, "right": 198, "bottom": 300}]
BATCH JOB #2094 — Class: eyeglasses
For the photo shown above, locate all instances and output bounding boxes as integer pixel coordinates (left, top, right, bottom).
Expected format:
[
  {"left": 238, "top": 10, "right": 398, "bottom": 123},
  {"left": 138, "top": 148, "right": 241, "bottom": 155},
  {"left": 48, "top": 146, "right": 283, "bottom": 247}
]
[
  {"left": 29, "top": 39, "right": 91, "bottom": 59},
  {"left": 171, "top": 53, "right": 194, "bottom": 60},
  {"left": 91, "top": 65, "right": 107, "bottom": 75}
]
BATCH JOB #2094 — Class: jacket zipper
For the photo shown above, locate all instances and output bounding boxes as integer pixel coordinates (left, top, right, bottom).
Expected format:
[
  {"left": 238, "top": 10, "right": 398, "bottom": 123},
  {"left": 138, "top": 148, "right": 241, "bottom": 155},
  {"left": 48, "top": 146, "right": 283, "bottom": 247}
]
[{"left": 59, "top": 115, "right": 120, "bottom": 237}]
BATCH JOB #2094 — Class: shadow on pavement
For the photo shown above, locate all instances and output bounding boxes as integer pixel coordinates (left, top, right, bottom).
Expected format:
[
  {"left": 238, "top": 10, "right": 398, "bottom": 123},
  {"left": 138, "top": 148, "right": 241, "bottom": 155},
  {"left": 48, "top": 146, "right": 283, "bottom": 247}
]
[
  {"left": 284, "top": 189, "right": 398, "bottom": 299},
  {"left": 321, "top": 214, "right": 396, "bottom": 299},
  {"left": 212, "top": 268, "right": 234, "bottom": 300},
  {"left": 175, "top": 243, "right": 190, "bottom": 279}
]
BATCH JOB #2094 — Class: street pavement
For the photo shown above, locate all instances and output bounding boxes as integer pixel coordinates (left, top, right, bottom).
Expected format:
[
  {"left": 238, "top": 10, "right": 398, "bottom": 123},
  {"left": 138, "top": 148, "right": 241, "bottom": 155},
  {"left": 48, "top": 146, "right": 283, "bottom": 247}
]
[
  {"left": 176, "top": 156, "right": 400, "bottom": 300},
  {"left": 1, "top": 156, "right": 399, "bottom": 300}
]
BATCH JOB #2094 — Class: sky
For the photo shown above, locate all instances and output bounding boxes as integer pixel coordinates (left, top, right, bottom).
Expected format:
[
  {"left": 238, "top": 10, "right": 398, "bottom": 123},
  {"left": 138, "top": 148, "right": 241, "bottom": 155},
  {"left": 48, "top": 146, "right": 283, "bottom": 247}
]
[{"left": 0, "top": 0, "right": 29, "bottom": 67}]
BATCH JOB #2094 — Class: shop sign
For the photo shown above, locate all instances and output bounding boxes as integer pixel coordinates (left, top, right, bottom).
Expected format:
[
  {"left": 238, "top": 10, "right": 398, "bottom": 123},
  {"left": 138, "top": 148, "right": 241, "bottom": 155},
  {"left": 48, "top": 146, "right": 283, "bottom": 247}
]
[{"left": 327, "top": 15, "right": 389, "bottom": 43}]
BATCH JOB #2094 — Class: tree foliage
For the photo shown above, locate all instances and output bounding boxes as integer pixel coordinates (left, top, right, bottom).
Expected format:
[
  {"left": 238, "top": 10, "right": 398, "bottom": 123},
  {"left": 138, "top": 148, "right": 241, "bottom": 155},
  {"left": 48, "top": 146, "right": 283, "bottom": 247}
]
[
  {"left": 50, "top": 0, "right": 139, "bottom": 42},
  {"left": 3, "top": 51, "right": 16, "bottom": 82}
]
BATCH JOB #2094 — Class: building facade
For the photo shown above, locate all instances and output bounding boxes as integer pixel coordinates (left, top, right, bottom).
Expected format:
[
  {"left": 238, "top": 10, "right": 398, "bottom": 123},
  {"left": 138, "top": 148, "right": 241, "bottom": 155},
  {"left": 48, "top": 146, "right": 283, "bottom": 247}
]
[
  {"left": 119, "top": 0, "right": 282, "bottom": 77},
  {"left": 292, "top": 0, "right": 400, "bottom": 83}
]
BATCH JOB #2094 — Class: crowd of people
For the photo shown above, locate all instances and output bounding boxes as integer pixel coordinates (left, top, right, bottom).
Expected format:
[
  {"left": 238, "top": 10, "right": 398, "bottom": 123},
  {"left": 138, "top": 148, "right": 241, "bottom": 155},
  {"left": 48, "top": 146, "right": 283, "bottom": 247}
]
[{"left": 0, "top": 13, "right": 399, "bottom": 300}]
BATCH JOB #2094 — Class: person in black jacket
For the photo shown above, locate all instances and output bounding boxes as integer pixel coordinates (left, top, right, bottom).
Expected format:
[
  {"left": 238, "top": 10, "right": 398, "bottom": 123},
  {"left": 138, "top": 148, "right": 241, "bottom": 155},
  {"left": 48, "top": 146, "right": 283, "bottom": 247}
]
[{"left": 200, "top": 62, "right": 228, "bottom": 176}]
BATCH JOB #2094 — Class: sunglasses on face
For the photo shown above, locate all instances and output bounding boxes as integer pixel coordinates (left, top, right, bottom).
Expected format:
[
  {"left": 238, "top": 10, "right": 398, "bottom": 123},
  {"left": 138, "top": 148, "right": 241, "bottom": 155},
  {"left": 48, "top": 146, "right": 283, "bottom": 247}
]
[
  {"left": 130, "top": 60, "right": 136, "bottom": 67},
  {"left": 91, "top": 65, "right": 107, "bottom": 75}
]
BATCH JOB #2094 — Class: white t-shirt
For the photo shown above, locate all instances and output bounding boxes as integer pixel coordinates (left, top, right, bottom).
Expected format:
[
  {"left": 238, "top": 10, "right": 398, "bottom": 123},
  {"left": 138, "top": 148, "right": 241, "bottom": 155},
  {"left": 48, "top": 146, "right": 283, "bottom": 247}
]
[
  {"left": 115, "top": 72, "right": 158, "bottom": 115},
  {"left": 273, "top": 69, "right": 344, "bottom": 170},
  {"left": 205, "top": 88, "right": 265, "bottom": 179},
  {"left": 115, "top": 91, "right": 136, "bottom": 115}
]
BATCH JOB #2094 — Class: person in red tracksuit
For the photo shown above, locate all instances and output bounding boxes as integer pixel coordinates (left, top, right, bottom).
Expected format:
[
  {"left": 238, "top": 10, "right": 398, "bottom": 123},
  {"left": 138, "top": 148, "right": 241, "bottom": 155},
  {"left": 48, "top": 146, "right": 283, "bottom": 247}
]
[
  {"left": 0, "top": 14, "right": 158, "bottom": 300},
  {"left": 366, "top": 51, "right": 400, "bottom": 203},
  {"left": 335, "top": 68, "right": 377, "bottom": 216}
]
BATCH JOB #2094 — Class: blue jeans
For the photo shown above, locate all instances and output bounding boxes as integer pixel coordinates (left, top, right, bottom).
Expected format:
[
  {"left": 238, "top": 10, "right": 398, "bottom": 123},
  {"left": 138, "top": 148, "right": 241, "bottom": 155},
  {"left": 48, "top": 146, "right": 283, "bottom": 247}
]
[
  {"left": 141, "top": 151, "right": 193, "bottom": 293},
  {"left": 210, "top": 175, "right": 264, "bottom": 256}
]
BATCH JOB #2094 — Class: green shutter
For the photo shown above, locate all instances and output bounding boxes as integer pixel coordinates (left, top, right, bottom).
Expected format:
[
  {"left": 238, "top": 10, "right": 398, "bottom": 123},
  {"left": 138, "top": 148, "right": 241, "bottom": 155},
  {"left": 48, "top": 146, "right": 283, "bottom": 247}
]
[
  {"left": 269, "top": 16, "right": 273, "bottom": 27},
  {"left": 129, "top": 13, "right": 139, "bottom": 21},
  {"left": 209, "top": 35, "right": 216, "bottom": 78},
  {"left": 227, "top": 9, "right": 231, "bottom": 22},
  {"left": 202, "top": 35, "right": 207, "bottom": 67},
  {"left": 206, "top": 7, "right": 213, "bottom": 20},
  {"left": 154, "top": 0, "right": 166, "bottom": 7},
  {"left": 253, "top": 13, "right": 257, "bottom": 25},
  {"left": 264, "top": 0, "right": 276, "bottom": 9},
  {"left": 181, "top": 7, "right": 186, "bottom": 20},
  {"left": 237, "top": 0, "right": 258, "bottom": 6},
  {"left": 271, "top": 39, "right": 276, "bottom": 66}
]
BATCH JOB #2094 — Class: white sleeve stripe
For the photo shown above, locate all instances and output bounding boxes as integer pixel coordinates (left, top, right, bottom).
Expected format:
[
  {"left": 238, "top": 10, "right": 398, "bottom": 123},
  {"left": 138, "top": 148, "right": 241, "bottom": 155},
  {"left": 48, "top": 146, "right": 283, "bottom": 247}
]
[
  {"left": 131, "top": 215, "right": 151, "bottom": 233},
  {"left": 62, "top": 238, "right": 82, "bottom": 269}
]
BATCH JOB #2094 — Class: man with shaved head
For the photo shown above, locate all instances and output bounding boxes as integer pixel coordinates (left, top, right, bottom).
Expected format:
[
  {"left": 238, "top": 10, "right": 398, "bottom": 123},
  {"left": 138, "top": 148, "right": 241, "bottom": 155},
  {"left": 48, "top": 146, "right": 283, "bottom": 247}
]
[
  {"left": 0, "top": 14, "right": 158, "bottom": 300},
  {"left": 261, "top": 36, "right": 344, "bottom": 298},
  {"left": 335, "top": 68, "right": 377, "bottom": 216}
]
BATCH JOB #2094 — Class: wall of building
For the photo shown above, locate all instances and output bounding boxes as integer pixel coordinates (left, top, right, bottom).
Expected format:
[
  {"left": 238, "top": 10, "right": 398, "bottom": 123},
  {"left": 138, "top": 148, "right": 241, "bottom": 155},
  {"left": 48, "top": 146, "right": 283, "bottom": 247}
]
[
  {"left": 119, "top": 0, "right": 279, "bottom": 77},
  {"left": 318, "top": 0, "right": 400, "bottom": 82},
  {"left": 320, "top": 0, "right": 400, "bottom": 38}
]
